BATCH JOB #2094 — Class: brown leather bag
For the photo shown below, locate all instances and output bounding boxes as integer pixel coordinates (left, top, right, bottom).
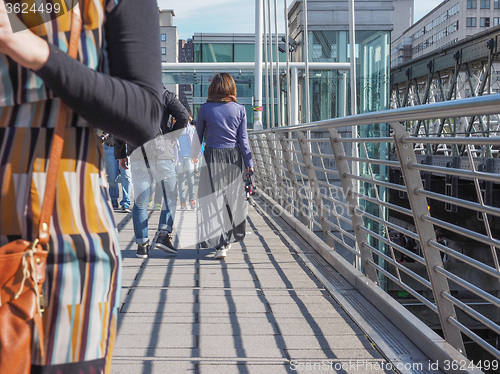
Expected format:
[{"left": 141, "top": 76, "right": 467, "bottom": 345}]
[{"left": 0, "top": 7, "right": 82, "bottom": 373}]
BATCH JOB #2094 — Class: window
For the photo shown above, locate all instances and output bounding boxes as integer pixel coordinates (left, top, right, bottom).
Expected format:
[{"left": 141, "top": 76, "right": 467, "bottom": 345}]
[
  {"left": 494, "top": 17, "right": 500, "bottom": 26},
  {"left": 481, "top": 0, "right": 490, "bottom": 8},
  {"left": 161, "top": 47, "right": 166, "bottom": 55},
  {"left": 467, "top": 0, "right": 477, "bottom": 8},
  {"left": 161, "top": 33, "right": 166, "bottom": 42},
  {"left": 467, "top": 17, "right": 477, "bottom": 27},
  {"left": 480, "top": 17, "right": 490, "bottom": 27},
  {"left": 495, "top": 0, "right": 500, "bottom": 8}
]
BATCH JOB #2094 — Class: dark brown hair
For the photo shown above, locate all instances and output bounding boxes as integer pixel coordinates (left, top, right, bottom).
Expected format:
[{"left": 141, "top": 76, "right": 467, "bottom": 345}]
[{"left": 208, "top": 73, "right": 237, "bottom": 98}]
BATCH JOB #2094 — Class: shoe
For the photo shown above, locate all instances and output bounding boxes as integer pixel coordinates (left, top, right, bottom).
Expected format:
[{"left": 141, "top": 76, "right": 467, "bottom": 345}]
[
  {"left": 112, "top": 201, "right": 119, "bottom": 210},
  {"left": 224, "top": 243, "right": 231, "bottom": 251},
  {"left": 154, "top": 230, "right": 177, "bottom": 254},
  {"left": 214, "top": 247, "right": 227, "bottom": 259},
  {"left": 190, "top": 200, "right": 196, "bottom": 210},
  {"left": 122, "top": 204, "right": 131, "bottom": 213},
  {"left": 136, "top": 243, "right": 149, "bottom": 258},
  {"left": 155, "top": 203, "right": 162, "bottom": 210},
  {"left": 180, "top": 202, "right": 187, "bottom": 210}
]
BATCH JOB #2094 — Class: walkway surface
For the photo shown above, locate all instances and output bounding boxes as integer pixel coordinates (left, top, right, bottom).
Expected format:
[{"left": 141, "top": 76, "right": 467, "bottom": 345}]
[{"left": 110, "top": 197, "right": 393, "bottom": 374}]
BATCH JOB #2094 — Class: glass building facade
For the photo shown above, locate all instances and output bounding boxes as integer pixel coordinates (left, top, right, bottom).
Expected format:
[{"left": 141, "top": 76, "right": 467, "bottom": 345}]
[{"left": 190, "top": 35, "right": 286, "bottom": 130}]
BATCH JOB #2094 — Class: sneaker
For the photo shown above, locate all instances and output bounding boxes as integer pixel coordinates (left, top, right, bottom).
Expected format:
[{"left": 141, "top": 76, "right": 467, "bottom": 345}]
[
  {"left": 136, "top": 243, "right": 149, "bottom": 258},
  {"left": 155, "top": 203, "right": 162, "bottom": 210},
  {"left": 122, "top": 204, "right": 131, "bottom": 213},
  {"left": 180, "top": 202, "right": 187, "bottom": 210},
  {"left": 190, "top": 200, "right": 196, "bottom": 210},
  {"left": 214, "top": 247, "right": 227, "bottom": 259},
  {"left": 154, "top": 230, "right": 177, "bottom": 254},
  {"left": 112, "top": 201, "right": 119, "bottom": 210},
  {"left": 224, "top": 243, "right": 231, "bottom": 251}
]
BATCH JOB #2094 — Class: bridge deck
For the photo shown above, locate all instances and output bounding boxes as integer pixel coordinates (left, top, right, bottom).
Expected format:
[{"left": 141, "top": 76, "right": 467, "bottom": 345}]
[
  {"left": 111, "top": 198, "right": 429, "bottom": 373},
  {"left": 112, "top": 197, "right": 400, "bottom": 373}
]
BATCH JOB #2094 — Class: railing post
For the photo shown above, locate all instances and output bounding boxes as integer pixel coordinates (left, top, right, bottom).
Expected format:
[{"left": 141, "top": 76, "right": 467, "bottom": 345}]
[
  {"left": 279, "top": 133, "right": 308, "bottom": 226},
  {"left": 392, "top": 123, "right": 466, "bottom": 354},
  {"left": 297, "top": 132, "right": 336, "bottom": 248},
  {"left": 256, "top": 134, "right": 273, "bottom": 198},
  {"left": 265, "top": 133, "right": 282, "bottom": 204},
  {"left": 328, "top": 128, "right": 379, "bottom": 284}
]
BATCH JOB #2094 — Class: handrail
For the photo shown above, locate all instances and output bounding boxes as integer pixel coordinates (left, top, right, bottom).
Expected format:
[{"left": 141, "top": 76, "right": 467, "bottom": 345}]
[
  {"left": 251, "top": 94, "right": 500, "bottom": 135},
  {"left": 248, "top": 94, "right": 500, "bottom": 372}
]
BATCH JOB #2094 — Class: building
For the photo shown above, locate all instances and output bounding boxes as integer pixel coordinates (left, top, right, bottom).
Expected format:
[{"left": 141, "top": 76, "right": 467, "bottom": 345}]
[
  {"left": 392, "top": 0, "right": 500, "bottom": 67},
  {"left": 288, "top": 0, "right": 407, "bottom": 121},
  {"left": 178, "top": 39, "right": 194, "bottom": 113},
  {"left": 190, "top": 33, "right": 286, "bottom": 128},
  {"left": 159, "top": 9, "right": 178, "bottom": 93}
]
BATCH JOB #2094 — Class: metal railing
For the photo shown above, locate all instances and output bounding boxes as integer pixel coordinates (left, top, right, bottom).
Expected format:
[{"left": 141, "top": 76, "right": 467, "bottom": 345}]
[{"left": 249, "top": 94, "right": 500, "bottom": 370}]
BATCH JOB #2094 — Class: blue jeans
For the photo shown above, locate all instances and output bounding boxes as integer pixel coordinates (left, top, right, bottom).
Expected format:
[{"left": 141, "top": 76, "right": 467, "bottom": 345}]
[
  {"left": 104, "top": 144, "right": 131, "bottom": 207},
  {"left": 131, "top": 158, "right": 177, "bottom": 244},
  {"left": 176, "top": 156, "right": 195, "bottom": 203}
]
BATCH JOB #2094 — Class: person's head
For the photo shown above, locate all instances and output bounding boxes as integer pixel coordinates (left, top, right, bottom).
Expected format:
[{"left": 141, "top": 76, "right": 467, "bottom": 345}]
[
  {"left": 435, "top": 229, "right": 444, "bottom": 242},
  {"left": 208, "top": 73, "right": 237, "bottom": 98}
]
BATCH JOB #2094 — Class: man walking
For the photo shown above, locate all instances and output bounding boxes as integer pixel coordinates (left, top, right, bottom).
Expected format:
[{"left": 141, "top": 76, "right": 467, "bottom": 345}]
[{"left": 116, "top": 88, "right": 189, "bottom": 258}]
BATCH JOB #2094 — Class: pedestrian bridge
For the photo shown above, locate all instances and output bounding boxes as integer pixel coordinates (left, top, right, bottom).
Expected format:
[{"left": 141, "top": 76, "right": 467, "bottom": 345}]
[{"left": 111, "top": 95, "right": 500, "bottom": 373}]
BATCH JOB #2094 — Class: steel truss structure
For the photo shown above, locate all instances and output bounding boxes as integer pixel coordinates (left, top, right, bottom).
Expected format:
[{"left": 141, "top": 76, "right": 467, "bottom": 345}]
[{"left": 391, "top": 26, "right": 500, "bottom": 158}]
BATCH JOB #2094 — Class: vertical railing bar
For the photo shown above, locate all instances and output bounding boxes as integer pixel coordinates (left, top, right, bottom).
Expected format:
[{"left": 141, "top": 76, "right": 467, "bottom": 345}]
[
  {"left": 298, "top": 132, "right": 336, "bottom": 247},
  {"left": 279, "top": 133, "right": 308, "bottom": 225},
  {"left": 360, "top": 141, "right": 403, "bottom": 283},
  {"left": 328, "top": 128, "right": 379, "bottom": 283},
  {"left": 313, "top": 140, "right": 350, "bottom": 249},
  {"left": 465, "top": 143, "right": 500, "bottom": 273},
  {"left": 391, "top": 121, "right": 466, "bottom": 354}
]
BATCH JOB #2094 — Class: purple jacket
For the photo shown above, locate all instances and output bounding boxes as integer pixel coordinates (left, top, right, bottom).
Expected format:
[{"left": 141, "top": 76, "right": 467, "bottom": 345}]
[{"left": 192, "top": 101, "right": 254, "bottom": 168}]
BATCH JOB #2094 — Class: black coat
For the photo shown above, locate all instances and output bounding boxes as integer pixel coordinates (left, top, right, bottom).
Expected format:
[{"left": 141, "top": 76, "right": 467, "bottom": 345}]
[{"left": 114, "top": 89, "right": 189, "bottom": 159}]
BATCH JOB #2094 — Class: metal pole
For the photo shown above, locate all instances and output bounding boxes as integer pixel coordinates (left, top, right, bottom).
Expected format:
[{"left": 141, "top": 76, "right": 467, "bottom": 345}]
[
  {"left": 267, "top": 0, "right": 275, "bottom": 127},
  {"left": 348, "top": 0, "right": 359, "bottom": 239},
  {"left": 348, "top": 0, "right": 357, "bottom": 116},
  {"left": 303, "top": 0, "right": 311, "bottom": 124},
  {"left": 274, "top": 0, "right": 282, "bottom": 127},
  {"left": 254, "top": 0, "right": 264, "bottom": 130},
  {"left": 263, "top": 0, "right": 270, "bottom": 129},
  {"left": 284, "top": 0, "right": 291, "bottom": 126},
  {"left": 291, "top": 67, "right": 299, "bottom": 126},
  {"left": 342, "top": 72, "right": 347, "bottom": 117}
]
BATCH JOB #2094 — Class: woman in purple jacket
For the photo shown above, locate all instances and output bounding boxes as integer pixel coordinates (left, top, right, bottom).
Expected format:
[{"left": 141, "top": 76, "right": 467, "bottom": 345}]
[{"left": 192, "top": 73, "right": 254, "bottom": 259}]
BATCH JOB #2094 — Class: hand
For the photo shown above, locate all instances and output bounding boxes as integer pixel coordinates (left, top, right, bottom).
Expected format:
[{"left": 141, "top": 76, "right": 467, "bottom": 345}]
[
  {"left": 119, "top": 157, "right": 129, "bottom": 170},
  {"left": 246, "top": 167, "right": 254, "bottom": 179},
  {"left": 0, "top": 2, "right": 50, "bottom": 70},
  {"left": 191, "top": 158, "right": 199, "bottom": 165}
]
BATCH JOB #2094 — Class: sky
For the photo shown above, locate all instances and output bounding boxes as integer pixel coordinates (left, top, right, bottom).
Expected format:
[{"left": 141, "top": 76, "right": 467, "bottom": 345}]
[{"left": 157, "top": 0, "right": 438, "bottom": 40}]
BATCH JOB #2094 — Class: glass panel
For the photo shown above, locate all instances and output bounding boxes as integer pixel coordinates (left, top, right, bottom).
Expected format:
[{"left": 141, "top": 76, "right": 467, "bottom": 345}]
[
  {"left": 201, "top": 43, "right": 233, "bottom": 62},
  {"left": 234, "top": 44, "right": 254, "bottom": 62}
]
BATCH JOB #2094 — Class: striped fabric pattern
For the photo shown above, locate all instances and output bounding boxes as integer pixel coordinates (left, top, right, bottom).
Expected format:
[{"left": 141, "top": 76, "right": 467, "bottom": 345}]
[{"left": 0, "top": 1, "right": 122, "bottom": 372}]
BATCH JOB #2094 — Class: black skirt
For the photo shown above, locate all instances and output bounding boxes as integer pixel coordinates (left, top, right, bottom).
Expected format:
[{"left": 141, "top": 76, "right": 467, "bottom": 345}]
[{"left": 196, "top": 146, "right": 247, "bottom": 248}]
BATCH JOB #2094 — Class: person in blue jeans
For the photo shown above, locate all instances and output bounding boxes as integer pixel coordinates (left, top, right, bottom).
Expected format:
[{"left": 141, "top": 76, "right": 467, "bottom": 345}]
[
  {"left": 122, "top": 147, "right": 177, "bottom": 257},
  {"left": 116, "top": 88, "right": 189, "bottom": 258},
  {"left": 176, "top": 119, "right": 197, "bottom": 210},
  {"left": 102, "top": 133, "right": 132, "bottom": 212}
]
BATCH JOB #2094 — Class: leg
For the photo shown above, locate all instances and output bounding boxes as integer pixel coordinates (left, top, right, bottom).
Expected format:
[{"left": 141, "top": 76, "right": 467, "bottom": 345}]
[
  {"left": 184, "top": 157, "right": 196, "bottom": 203},
  {"left": 151, "top": 159, "right": 178, "bottom": 253},
  {"left": 154, "top": 159, "right": 177, "bottom": 233},
  {"left": 103, "top": 144, "right": 119, "bottom": 208},
  {"left": 154, "top": 179, "right": 163, "bottom": 206},
  {"left": 176, "top": 159, "right": 187, "bottom": 205},
  {"left": 131, "top": 161, "right": 152, "bottom": 245},
  {"left": 119, "top": 160, "right": 132, "bottom": 208}
]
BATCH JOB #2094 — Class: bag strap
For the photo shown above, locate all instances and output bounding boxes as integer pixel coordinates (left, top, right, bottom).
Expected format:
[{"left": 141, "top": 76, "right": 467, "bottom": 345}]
[{"left": 38, "top": 6, "right": 82, "bottom": 246}]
